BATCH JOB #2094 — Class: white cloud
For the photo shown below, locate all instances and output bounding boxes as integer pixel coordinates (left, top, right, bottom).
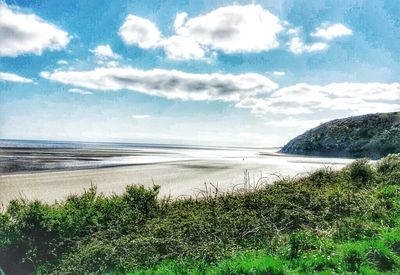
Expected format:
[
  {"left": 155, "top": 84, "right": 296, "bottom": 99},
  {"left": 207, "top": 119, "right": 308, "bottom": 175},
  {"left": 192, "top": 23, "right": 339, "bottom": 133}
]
[
  {"left": 265, "top": 118, "right": 328, "bottom": 129},
  {"left": 90, "top": 44, "right": 120, "bottom": 59},
  {"left": 272, "top": 71, "right": 286, "bottom": 76},
  {"left": 0, "top": 3, "right": 70, "bottom": 57},
  {"left": 236, "top": 97, "right": 314, "bottom": 115},
  {"left": 98, "top": 60, "right": 119, "bottom": 67},
  {"left": 118, "top": 15, "right": 162, "bottom": 49},
  {"left": 57, "top": 60, "right": 68, "bottom": 65},
  {"left": 68, "top": 88, "right": 93, "bottom": 95},
  {"left": 0, "top": 72, "right": 33, "bottom": 83},
  {"left": 118, "top": 5, "right": 353, "bottom": 60},
  {"left": 162, "top": 35, "right": 205, "bottom": 60},
  {"left": 174, "top": 4, "right": 284, "bottom": 54},
  {"left": 119, "top": 4, "right": 284, "bottom": 60},
  {"left": 174, "top": 12, "right": 188, "bottom": 30},
  {"left": 305, "top": 42, "right": 329, "bottom": 52},
  {"left": 274, "top": 82, "right": 400, "bottom": 102},
  {"left": 312, "top": 23, "right": 352, "bottom": 41},
  {"left": 41, "top": 67, "right": 278, "bottom": 101},
  {"left": 132, "top": 114, "right": 152, "bottom": 120},
  {"left": 288, "top": 37, "right": 328, "bottom": 54},
  {"left": 237, "top": 82, "right": 400, "bottom": 117}
]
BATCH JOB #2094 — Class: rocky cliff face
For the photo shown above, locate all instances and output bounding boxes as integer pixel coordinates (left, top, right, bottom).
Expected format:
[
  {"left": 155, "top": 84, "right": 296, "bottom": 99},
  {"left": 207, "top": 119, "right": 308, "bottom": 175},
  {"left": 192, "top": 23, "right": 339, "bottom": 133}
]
[{"left": 280, "top": 112, "right": 400, "bottom": 159}]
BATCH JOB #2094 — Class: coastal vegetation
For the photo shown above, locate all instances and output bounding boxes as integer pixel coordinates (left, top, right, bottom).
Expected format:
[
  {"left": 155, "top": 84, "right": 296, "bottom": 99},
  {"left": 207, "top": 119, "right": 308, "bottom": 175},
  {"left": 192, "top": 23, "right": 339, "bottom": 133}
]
[
  {"left": 1, "top": 154, "right": 400, "bottom": 274},
  {"left": 281, "top": 112, "right": 400, "bottom": 159}
]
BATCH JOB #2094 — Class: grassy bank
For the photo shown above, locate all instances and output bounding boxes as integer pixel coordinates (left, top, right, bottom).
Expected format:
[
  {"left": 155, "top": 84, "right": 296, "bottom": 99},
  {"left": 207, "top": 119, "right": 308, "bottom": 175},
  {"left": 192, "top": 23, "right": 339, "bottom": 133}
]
[{"left": 1, "top": 155, "right": 400, "bottom": 274}]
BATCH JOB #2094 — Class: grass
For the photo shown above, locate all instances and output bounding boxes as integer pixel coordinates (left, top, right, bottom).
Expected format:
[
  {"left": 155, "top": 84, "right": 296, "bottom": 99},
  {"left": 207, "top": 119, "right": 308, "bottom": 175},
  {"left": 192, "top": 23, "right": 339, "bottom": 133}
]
[
  {"left": 1, "top": 154, "right": 400, "bottom": 274},
  {"left": 132, "top": 229, "right": 400, "bottom": 274}
]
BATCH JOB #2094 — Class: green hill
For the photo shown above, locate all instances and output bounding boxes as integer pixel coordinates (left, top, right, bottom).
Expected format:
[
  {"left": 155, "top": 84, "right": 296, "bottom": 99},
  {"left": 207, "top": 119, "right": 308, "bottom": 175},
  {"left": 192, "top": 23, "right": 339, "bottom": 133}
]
[{"left": 280, "top": 112, "right": 400, "bottom": 159}]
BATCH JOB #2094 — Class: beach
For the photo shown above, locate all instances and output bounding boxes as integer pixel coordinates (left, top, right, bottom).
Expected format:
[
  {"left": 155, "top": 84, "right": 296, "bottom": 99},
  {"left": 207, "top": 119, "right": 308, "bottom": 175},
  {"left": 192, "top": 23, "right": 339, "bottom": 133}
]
[{"left": 0, "top": 140, "right": 354, "bottom": 206}]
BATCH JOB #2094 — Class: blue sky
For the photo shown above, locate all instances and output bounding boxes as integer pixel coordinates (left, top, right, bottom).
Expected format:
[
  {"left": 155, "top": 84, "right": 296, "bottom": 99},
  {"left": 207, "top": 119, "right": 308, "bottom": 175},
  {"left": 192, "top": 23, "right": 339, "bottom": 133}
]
[{"left": 0, "top": 0, "right": 399, "bottom": 146}]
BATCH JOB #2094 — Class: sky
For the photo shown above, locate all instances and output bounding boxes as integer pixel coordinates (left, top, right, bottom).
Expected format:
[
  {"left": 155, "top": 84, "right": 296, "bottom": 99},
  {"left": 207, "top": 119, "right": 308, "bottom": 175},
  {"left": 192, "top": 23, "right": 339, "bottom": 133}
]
[{"left": 0, "top": 0, "right": 399, "bottom": 146}]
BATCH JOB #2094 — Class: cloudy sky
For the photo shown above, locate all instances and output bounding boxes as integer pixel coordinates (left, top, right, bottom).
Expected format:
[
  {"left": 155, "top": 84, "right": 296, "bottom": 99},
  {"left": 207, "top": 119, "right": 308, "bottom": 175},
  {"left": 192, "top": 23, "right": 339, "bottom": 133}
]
[{"left": 0, "top": 0, "right": 399, "bottom": 146}]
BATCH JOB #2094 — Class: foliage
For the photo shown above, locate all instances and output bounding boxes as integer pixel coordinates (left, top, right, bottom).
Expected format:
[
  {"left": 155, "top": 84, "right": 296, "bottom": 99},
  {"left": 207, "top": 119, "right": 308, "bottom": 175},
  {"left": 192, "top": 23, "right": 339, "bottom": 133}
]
[
  {"left": 1, "top": 155, "right": 400, "bottom": 274},
  {"left": 281, "top": 112, "right": 400, "bottom": 159}
]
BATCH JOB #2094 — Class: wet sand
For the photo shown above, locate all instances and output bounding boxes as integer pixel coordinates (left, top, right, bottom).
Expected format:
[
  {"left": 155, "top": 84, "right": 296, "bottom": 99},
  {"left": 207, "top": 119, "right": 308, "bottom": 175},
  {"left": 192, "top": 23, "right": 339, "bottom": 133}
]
[{"left": 0, "top": 154, "right": 353, "bottom": 206}]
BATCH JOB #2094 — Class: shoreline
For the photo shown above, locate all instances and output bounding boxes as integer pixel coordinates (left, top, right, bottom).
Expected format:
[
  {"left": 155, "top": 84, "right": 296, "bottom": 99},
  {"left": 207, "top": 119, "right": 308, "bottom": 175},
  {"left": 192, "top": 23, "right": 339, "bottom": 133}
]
[
  {"left": 0, "top": 155, "right": 353, "bottom": 207},
  {"left": 0, "top": 160, "right": 177, "bottom": 176}
]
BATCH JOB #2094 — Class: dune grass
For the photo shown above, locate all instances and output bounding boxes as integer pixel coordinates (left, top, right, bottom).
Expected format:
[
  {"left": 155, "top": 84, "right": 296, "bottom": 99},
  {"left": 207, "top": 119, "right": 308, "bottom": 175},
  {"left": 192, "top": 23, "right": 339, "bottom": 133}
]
[{"left": 1, "top": 154, "right": 400, "bottom": 274}]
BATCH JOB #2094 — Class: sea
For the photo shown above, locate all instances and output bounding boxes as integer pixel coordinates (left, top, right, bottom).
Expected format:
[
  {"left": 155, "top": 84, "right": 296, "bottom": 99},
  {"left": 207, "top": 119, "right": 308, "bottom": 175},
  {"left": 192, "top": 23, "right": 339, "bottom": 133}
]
[{"left": 0, "top": 139, "right": 278, "bottom": 173}]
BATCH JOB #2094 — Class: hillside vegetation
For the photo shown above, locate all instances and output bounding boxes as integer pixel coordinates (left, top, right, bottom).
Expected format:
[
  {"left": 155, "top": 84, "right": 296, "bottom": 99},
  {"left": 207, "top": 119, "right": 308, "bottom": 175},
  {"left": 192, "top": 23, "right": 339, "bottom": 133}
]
[
  {"left": 281, "top": 112, "right": 400, "bottom": 159},
  {"left": 1, "top": 154, "right": 400, "bottom": 274}
]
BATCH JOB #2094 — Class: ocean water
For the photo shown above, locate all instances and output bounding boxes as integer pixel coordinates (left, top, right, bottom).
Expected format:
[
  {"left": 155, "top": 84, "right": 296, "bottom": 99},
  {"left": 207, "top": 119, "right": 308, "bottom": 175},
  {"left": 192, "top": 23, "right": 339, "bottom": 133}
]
[{"left": 0, "top": 139, "right": 276, "bottom": 172}]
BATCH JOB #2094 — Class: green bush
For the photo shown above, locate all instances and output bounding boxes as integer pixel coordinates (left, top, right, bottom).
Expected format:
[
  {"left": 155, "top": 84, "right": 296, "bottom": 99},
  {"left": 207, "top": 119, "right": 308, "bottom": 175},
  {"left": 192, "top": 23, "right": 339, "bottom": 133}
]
[
  {"left": 333, "top": 218, "right": 380, "bottom": 242},
  {"left": 377, "top": 154, "right": 400, "bottom": 174},
  {"left": 366, "top": 241, "right": 398, "bottom": 272},
  {"left": 377, "top": 154, "right": 400, "bottom": 185},
  {"left": 284, "top": 231, "right": 321, "bottom": 260},
  {"left": 346, "top": 158, "right": 376, "bottom": 187}
]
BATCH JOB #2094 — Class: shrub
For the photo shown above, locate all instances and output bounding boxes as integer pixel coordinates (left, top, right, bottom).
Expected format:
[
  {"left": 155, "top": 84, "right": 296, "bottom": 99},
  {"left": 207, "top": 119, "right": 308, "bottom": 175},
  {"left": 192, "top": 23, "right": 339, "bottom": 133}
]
[
  {"left": 377, "top": 154, "right": 400, "bottom": 174},
  {"left": 366, "top": 241, "right": 399, "bottom": 272},
  {"left": 377, "top": 154, "right": 400, "bottom": 185},
  {"left": 285, "top": 231, "right": 321, "bottom": 259},
  {"left": 333, "top": 218, "right": 380, "bottom": 242},
  {"left": 343, "top": 247, "right": 364, "bottom": 272},
  {"left": 308, "top": 167, "right": 341, "bottom": 187},
  {"left": 346, "top": 158, "right": 376, "bottom": 187}
]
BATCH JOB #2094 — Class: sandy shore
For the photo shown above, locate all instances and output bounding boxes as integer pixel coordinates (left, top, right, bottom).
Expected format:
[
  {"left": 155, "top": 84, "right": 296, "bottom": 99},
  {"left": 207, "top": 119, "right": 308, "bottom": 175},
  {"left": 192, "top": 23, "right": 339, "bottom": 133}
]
[{"left": 0, "top": 154, "right": 353, "bottom": 206}]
